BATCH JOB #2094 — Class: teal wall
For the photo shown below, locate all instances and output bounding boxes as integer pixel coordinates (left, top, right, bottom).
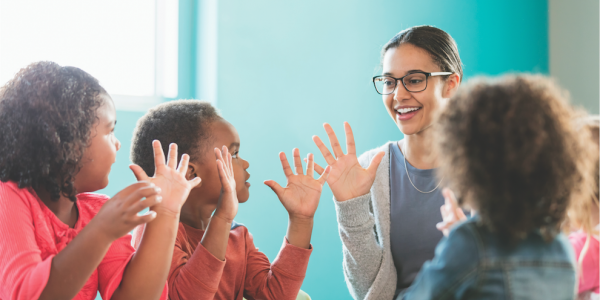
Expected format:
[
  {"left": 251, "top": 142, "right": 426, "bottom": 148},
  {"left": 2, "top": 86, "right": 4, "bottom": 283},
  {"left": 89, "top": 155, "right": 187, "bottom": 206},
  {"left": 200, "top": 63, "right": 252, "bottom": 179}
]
[{"left": 98, "top": 1, "right": 548, "bottom": 299}]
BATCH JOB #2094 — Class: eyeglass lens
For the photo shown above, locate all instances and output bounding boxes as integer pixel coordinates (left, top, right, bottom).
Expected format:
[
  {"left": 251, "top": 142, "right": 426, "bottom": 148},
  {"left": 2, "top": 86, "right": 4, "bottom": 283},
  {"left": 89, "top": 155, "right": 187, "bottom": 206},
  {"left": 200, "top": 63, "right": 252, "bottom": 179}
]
[{"left": 374, "top": 73, "right": 428, "bottom": 94}]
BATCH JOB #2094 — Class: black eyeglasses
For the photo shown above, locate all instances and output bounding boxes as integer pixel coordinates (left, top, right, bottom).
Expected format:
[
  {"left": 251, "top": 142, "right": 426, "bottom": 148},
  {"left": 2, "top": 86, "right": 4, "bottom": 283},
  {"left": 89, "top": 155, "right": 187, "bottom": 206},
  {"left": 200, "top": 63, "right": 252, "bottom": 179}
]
[{"left": 372, "top": 71, "right": 453, "bottom": 95}]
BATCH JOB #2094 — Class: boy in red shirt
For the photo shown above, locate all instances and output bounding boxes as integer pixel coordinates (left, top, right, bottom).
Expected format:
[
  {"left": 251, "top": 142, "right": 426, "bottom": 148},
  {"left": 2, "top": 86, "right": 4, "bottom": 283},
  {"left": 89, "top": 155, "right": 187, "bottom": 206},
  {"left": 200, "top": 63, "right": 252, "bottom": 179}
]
[{"left": 130, "top": 100, "right": 330, "bottom": 300}]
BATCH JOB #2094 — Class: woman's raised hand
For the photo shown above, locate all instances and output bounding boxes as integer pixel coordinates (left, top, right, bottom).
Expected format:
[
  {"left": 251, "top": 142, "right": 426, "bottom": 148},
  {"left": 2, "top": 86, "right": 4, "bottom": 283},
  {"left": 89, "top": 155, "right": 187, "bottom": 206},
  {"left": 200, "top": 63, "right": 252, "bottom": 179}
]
[
  {"left": 264, "top": 149, "right": 331, "bottom": 220},
  {"left": 213, "top": 146, "right": 239, "bottom": 222},
  {"left": 129, "top": 140, "right": 202, "bottom": 215},
  {"left": 310, "top": 122, "right": 384, "bottom": 202}
]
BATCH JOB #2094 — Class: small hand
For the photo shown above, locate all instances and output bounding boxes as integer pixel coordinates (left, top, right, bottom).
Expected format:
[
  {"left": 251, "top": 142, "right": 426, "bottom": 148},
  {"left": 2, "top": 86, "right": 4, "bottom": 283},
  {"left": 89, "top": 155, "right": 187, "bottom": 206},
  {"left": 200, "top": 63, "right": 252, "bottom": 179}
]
[
  {"left": 213, "top": 146, "right": 239, "bottom": 222},
  {"left": 129, "top": 140, "right": 202, "bottom": 215},
  {"left": 94, "top": 181, "right": 162, "bottom": 241},
  {"left": 310, "top": 122, "right": 384, "bottom": 202},
  {"left": 436, "top": 188, "right": 467, "bottom": 236},
  {"left": 264, "top": 149, "right": 331, "bottom": 220}
]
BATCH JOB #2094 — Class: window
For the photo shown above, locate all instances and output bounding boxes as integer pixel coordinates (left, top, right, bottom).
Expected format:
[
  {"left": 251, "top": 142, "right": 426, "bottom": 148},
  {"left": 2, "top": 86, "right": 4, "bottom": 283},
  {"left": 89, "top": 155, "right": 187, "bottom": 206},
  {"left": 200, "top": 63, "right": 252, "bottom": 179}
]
[{"left": 0, "top": 0, "right": 178, "bottom": 110}]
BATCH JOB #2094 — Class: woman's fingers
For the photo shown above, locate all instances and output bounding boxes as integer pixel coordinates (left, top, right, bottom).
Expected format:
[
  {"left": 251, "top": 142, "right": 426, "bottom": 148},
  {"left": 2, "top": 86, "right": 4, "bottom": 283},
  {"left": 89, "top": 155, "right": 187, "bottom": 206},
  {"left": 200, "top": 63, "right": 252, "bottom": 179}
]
[
  {"left": 317, "top": 165, "right": 332, "bottom": 185},
  {"left": 129, "top": 164, "right": 150, "bottom": 181},
  {"left": 152, "top": 140, "right": 166, "bottom": 171},
  {"left": 344, "top": 122, "right": 356, "bottom": 155},
  {"left": 312, "top": 135, "right": 336, "bottom": 165},
  {"left": 293, "top": 148, "right": 303, "bottom": 175},
  {"left": 366, "top": 151, "right": 385, "bottom": 177},
  {"left": 323, "top": 123, "right": 344, "bottom": 159},
  {"left": 279, "top": 152, "right": 294, "bottom": 177},
  {"left": 306, "top": 153, "right": 314, "bottom": 177}
]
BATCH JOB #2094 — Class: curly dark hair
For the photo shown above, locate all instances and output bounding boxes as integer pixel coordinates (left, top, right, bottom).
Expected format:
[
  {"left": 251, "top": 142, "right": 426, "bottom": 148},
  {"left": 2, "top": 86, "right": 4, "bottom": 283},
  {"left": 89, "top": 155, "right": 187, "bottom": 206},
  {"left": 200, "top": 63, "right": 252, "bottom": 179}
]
[
  {"left": 130, "top": 100, "right": 222, "bottom": 176},
  {"left": 0, "top": 61, "right": 106, "bottom": 202},
  {"left": 435, "top": 74, "right": 596, "bottom": 243}
]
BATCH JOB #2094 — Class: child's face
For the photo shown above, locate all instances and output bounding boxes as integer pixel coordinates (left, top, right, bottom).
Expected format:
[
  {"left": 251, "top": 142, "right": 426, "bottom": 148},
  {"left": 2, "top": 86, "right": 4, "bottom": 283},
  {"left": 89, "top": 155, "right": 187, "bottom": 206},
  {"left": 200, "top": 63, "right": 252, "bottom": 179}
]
[
  {"left": 189, "top": 119, "right": 251, "bottom": 205},
  {"left": 74, "top": 95, "right": 121, "bottom": 193}
]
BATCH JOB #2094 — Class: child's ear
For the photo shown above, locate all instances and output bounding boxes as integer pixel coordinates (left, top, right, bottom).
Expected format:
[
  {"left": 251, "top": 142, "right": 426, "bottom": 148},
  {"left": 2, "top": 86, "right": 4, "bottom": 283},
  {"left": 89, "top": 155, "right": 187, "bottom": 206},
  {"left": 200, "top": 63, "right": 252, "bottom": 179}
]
[{"left": 185, "top": 163, "right": 198, "bottom": 181}]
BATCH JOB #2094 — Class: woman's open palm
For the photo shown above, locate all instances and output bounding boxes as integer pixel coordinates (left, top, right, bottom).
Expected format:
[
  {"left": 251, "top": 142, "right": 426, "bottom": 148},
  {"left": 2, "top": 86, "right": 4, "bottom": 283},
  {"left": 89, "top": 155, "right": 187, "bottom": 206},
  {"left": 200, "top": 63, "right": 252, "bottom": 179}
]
[
  {"left": 311, "top": 122, "right": 384, "bottom": 202},
  {"left": 264, "top": 149, "right": 331, "bottom": 219}
]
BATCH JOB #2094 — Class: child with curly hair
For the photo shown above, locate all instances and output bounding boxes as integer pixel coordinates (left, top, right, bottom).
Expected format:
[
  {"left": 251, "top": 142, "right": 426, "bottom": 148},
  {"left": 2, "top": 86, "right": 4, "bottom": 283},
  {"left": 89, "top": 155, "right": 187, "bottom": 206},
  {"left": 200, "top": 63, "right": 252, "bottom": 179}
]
[
  {"left": 567, "top": 116, "right": 599, "bottom": 300},
  {"left": 0, "top": 61, "right": 201, "bottom": 300},
  {"left": 390, "top": 75, "right": 596, "bottom": 299},
  {"left": 129, "top": 100, "right": 331, "bottom": 300}
]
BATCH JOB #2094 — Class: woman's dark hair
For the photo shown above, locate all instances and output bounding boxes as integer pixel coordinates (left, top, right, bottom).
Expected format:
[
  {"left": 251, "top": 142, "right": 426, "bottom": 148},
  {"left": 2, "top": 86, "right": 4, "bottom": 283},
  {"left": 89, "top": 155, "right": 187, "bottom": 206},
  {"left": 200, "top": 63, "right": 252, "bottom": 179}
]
[
  {"left": 0, "top": 61, "right": 106, "bottom": 202},
  {"left": 382, "top": 25, "right": 463, "bottom": 82},
  {"left": 435, "top": 74, "right": 596, "bottom": 243},
  {"left": 131, "top": 100, "right": 222, "bottom": 177}
]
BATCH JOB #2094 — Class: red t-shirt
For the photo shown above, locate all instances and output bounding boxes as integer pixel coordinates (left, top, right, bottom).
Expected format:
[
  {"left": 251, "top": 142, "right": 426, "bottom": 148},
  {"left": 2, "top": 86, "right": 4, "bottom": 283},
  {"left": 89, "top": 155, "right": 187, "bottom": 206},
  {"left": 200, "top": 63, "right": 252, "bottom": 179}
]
[
  {"left": 133, "top": 221, "right": 312, "bottom": 300},
  {"left": 0, "top": 180, "right": 168, "bottom": 300}
]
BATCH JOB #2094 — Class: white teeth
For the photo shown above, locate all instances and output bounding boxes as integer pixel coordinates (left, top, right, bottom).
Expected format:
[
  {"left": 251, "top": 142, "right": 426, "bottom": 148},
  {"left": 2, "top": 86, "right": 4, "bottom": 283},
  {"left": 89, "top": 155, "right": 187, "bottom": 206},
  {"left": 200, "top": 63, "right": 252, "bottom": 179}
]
[{"left": 397, "top": 107, "right": 420, "bottom": 114}]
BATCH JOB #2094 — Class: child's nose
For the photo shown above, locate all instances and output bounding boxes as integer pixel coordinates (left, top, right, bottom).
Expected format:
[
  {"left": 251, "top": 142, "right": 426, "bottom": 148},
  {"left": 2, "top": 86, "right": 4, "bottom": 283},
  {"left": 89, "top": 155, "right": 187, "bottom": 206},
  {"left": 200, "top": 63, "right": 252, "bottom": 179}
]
[
  {"left": 243, "top": 158, "right": 250, "bottom": 169},
  {"left": 115, "top": 139, "right": 122, "bottom": 151}
]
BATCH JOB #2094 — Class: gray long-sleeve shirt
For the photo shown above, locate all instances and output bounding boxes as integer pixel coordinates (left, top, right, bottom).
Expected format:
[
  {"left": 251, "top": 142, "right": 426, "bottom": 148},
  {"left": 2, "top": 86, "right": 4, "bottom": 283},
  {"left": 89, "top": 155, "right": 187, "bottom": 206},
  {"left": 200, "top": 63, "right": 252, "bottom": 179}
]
[{"left": 334, "top": 141, "right": 443, "bottom": 300}]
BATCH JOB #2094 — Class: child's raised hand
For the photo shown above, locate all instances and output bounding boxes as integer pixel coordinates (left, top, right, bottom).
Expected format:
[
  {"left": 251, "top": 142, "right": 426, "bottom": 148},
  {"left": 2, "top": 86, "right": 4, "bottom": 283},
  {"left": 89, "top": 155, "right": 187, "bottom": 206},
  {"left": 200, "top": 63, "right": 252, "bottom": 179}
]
[
  {"left": 93, "top": 181, "right": 162, "bottom": 241},
  {"left": 213, "top": 146, "right": 239, "bottom": 222},
  {"left": 436, "top": 188, "right": 467, "bottom": 236},
  {"left": 311, "top": 122, "right": 385, "bottom": 202},
  {"left": 129, "top": 140, "right": 202, "bottom": 215},
  {"left": 264, "top": 149, "right": 331, "bottom": 220}
]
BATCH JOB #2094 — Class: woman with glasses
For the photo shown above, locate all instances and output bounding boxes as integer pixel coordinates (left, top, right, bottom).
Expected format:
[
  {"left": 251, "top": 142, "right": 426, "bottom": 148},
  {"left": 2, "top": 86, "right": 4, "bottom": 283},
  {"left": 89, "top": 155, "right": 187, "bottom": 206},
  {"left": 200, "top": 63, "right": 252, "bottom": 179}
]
[{"left": 311, "top": 25, "right": 462, "bottom": 299}]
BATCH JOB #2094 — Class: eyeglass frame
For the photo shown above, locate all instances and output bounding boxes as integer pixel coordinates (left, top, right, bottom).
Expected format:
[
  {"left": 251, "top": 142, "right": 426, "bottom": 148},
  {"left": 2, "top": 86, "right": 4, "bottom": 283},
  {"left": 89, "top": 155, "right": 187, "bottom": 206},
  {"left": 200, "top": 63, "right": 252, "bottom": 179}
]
[{"left": 372, "top": 71, "right": 453, "bottom": 95}]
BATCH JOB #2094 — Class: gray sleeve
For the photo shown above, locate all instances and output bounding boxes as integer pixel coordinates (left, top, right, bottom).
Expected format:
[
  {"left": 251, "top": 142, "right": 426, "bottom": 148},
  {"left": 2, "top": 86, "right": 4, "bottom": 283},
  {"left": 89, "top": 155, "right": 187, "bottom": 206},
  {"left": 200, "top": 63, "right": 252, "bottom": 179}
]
[{"left": 333, "top": 149, "right": 396, "bottom": 300}]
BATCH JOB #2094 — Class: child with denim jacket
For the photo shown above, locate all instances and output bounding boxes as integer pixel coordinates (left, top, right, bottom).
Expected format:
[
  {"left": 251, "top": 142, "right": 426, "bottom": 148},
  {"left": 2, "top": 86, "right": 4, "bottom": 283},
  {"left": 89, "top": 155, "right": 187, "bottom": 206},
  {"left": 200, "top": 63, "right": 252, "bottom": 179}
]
[{"left": 398, "top": 75, "right": 596, "bottom": 300}]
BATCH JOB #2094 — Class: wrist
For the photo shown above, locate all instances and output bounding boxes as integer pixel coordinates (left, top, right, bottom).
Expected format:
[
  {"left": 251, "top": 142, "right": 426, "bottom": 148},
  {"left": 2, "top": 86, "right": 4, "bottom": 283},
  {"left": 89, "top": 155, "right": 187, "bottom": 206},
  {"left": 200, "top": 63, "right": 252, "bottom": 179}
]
[
  {"left": 87, "top": 218, "right": 119, "bottom": 244},
  {"left": 213, "top": 211, "right": 235, "bottom": 224},
  {"left": 288, "top": 215, "right": 314, "bottom": 226},
  {"left": 152, "top": 206, "right": 181, "bottom": 219}
]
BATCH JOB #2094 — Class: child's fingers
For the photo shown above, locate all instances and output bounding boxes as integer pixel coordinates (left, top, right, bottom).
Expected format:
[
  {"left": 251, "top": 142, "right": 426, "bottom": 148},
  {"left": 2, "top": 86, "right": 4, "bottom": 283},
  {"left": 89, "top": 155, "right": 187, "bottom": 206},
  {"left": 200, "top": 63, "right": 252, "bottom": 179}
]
[
  {"left": 116, "top": 181, "right": 154, "bottom": 198},
  {"left": 293, "top": 148, "right": 303, "bottom": 175},
  {"left": 135, "top": 210, "right": 157, "bottom": 225},
  {"left": 263, "top": 180, "right": 284, "bottom": 198},
  {"left": 188, "top": 176, "right": 202, "bottom": 188},
  {"left": 221, "top": 146, "right": 230, "bottom": 171},
  {"left": 305, "top": 158, "right": 325, "bottom": 175},
  {"left": 125, "top": 185, "right": 161, "bottom": 206},
  {"left": 317, "top": 165, "right": 332, "bottom": 185},
  {"left": 152, "top": 140, "right": 166, "bottom": 171},
  {"left": 128, "top": 194, "right": 162, "bottom": 215},
  {"left": 166, "top": 143, "right": 178, "bottom": 169},
  {"left": 344, "top": 122, "right": 356, "bottom": 155},
  {"left": 306, "top": 153, "right": 314, "bottom": 177},
  {"left": 312, "top": 135, "right": 337, "bottom": 165},
  {"left": 215, "top": 159, "right": 230, "bottom": 188},
  {"left": 129, "top": 164, "right": 150, "bottom": 181},
  {"left": 177, "top": 153, "right": 190, "bottom": 175},
  {"left": 278, "top": 152, "right": 294, "bottom": 177}
]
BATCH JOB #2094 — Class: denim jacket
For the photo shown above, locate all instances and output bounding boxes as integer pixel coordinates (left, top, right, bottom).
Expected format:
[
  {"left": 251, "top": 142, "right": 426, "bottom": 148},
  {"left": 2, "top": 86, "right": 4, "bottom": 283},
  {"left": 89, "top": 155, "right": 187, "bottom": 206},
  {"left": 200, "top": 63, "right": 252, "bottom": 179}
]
[{"left": 398, "top": 217, "right": 577, "bottom": 300}]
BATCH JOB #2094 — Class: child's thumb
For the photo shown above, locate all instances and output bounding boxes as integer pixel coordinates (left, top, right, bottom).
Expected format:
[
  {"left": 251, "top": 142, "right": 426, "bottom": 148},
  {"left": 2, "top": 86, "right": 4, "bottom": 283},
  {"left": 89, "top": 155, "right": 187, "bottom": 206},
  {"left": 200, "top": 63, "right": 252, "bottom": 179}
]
[{"left": 264, "top": 180, "right": 284, "bottom": 197}]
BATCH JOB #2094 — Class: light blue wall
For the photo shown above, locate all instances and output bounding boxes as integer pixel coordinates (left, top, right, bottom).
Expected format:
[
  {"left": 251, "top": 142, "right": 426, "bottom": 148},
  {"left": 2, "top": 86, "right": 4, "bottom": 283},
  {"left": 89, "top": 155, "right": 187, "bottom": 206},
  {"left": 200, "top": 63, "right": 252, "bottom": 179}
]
[
  {"left": 213, "top": 1, "right": 548, "bottom": 299},
  {"left": 97, "top": 1, "right": 548, "bottom": 299}
]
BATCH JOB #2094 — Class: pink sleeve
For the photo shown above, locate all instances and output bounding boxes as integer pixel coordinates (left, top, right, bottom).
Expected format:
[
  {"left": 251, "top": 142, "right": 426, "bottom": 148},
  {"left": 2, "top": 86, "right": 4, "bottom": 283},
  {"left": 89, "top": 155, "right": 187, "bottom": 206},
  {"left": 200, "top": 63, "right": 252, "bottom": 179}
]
[
  {"left": 243, "top": 234, "right": 312, "bottom": 300},
  {"left": 0, "top": 183, "right": 53, "bottom": 300},
  {"left": 98, "top": 233, "right": 168, "bottom": 300},
  {"left": 569, "top": 232, "right": 600, "bottom": 294}
]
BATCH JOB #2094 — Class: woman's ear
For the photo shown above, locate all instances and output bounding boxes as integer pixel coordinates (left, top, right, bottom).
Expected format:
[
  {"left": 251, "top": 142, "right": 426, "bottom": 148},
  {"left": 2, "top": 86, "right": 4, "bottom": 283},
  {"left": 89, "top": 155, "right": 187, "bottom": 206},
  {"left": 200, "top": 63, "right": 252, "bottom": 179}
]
[{"left": 442, "top": 73, "right": 461, "bottom": 99}]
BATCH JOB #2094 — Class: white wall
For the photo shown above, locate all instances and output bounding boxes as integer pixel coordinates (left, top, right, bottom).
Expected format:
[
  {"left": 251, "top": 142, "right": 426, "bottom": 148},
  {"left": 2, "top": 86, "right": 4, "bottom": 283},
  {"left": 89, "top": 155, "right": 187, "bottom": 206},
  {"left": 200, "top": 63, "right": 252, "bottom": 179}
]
[{"left": 549, "top": 0, "right": 599, "bottom": 114}]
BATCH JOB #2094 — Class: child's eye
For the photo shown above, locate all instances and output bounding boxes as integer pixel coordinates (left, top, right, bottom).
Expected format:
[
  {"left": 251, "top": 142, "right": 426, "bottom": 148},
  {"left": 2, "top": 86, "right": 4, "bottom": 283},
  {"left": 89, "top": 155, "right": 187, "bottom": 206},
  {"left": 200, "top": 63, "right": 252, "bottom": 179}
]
[{"left": 232, "top": 151, "right": 239, "bottom": 159}]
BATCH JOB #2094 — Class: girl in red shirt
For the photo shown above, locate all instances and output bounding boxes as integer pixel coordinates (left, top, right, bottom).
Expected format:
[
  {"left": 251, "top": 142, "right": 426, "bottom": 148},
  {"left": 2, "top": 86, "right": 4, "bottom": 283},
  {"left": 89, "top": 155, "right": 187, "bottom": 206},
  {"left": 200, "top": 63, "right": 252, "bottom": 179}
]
[{"left": 0, "top": 61, "right": 201, "bottom": 300}]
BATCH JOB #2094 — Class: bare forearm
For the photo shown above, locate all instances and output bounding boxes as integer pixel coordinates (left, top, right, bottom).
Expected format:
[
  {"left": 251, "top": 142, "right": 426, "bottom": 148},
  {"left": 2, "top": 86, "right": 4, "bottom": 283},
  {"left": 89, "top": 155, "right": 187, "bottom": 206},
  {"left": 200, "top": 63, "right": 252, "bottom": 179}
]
[
  {"left": 286, "top": 217, "right": 313, "bottom": 249},
  {"left": 113, "top": 210, "right": 179, "bottom": 300},
  {"left": 39, "top": 220, "right": 113, "bottom": 300},
  {"left": 200, "top": 215, "right": 232, "bottom": 261}
]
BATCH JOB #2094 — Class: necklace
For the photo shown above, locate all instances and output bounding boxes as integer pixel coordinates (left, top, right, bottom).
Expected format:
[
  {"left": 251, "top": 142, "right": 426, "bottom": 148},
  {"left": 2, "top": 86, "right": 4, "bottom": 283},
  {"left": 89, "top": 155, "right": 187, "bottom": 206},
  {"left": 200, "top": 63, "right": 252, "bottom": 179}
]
[{"left": 401, "top": 143, "right": 443, "bottom": 194}]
